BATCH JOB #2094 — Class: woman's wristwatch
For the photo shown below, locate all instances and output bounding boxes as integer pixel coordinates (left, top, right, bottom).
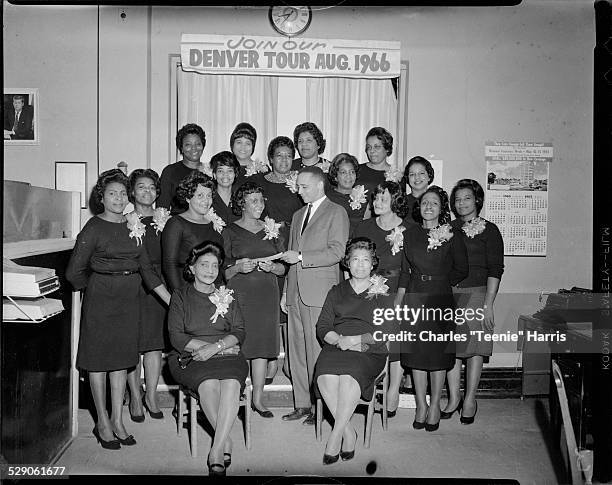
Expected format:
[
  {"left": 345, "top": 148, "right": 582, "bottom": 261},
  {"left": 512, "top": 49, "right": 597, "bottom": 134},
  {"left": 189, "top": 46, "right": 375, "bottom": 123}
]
[{"left": 216, "top": 340, "right": 226, "bottom": 354}]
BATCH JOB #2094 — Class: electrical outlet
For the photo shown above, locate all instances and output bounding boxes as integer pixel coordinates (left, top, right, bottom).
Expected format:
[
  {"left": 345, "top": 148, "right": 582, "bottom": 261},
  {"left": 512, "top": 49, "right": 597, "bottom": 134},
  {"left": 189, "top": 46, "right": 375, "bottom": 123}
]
[{"left": 118, "top": 8, "right": 127, "bottom": 23}]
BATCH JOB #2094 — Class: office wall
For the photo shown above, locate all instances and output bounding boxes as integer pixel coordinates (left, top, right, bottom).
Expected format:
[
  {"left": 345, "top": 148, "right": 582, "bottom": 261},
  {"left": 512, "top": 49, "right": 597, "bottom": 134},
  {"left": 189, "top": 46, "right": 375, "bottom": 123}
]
[{"left": 3, "top": 2, "right": 594, "bottom": 365}]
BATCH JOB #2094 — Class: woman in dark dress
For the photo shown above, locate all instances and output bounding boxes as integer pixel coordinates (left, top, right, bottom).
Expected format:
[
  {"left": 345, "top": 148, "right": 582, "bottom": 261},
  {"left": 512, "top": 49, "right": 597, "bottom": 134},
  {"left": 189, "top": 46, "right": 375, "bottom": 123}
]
[
  {"left": 167, "top": 241, "right": 248, "bottom": 477},
  {"left": 248, "top": 136, "right": 303, "bottom": 380},
  {"left": 314, "top": 238, "right": 392, "bottom": 464},
  {"left": 66, "top": 169, "right": 171, "bottom": 450},
  {"left": 223, "top": 182, "right": 286, "bottom": 417},
  {"left": 230, "top": 122, "right": 268, "bottom": 189},
  {"left": 326, "top": 153, "right": 370, "bottom": 236},
  {"left": 291, "top": 122, "right": 330, "bottom": 173},
  {"left": 441, "top": 179, "right": 504, "bottom": 424},
  {"left": 125, "top": 169, "right": 171, "bottom": 422},
  {"left": 158, "top": 123, "right": 210, "bottom": 214},
  {"left": 400, "top": 156, "right": 434, "bottom": 224},
  {"left": 162, "top": 171, "right": 224, "bottom": 292},
  {"left": 395, "top": 186, "right": 468, "bottom": 432},
  {"left": 353, "top": 181, "right": 409, "bottom": 416},
  {"left": 356, "top": 127, "right": 394, "bottom": 195},
  {"left": 211, "top": 151, "right": 241, "bottom": 225}
]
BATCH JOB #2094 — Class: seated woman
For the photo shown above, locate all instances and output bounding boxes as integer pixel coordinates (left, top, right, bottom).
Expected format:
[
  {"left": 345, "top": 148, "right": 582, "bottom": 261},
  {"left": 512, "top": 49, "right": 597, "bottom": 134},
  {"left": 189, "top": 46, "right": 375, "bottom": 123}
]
[
  {"left": 313, "top": 237, "right": 392, "bottom": 464},
  {"left": 167, "top": 241, "right": 248, "bottom": 477}
]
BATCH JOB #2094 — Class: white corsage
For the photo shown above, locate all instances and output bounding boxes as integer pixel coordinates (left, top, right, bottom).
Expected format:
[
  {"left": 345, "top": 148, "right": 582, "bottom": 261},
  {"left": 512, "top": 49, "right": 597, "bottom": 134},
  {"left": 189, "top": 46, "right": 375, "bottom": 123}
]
[
  {"left": 245, "top": 159, "right": 270, "bottom": 177},
  {"left": 209, "top": 286, "right": 234, "bottom": 324},
  {"left": 150, "top": 207, "right": 171, "bottom": 235},
  {"left": 366, "top": 274, "right": 390, "bottom": 299},
  {"left": 385, "top": 225, "right": 406, "bottom": 255},
  {"left": 384, "top": 168, "right": 403, "bottom": 183},
  {"left": 285, "top": 170, "right": 299, "bottom": 193},
  {"left": 427, "top": 224, "right": 454, "bottom": 251},
  {"left": 349, "top": 185, "right": 368, "bottom": 210},
  {"left": 126, "top": 212, "right": 146, "bottom": 246},
  {"left": 318, "top": 159, "right": 331, "bottom": 173},
  {"left": 207, "top": 208, "right": 226, "bottom": 234},
  {"left": 462, "top": 217, "right": 486, "bottom": 238},
  {"left": 263, "top": 216, "right": 281, "bottom": 240}
]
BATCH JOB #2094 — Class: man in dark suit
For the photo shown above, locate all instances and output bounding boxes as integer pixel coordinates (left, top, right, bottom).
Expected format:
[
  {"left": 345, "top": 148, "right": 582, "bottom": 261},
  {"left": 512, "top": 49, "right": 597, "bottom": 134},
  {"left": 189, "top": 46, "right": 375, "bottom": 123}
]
[
  {"left": 280, "top": 166, "right": 349, "bottom": 425},
  {"left": 4, "top": 95, "right": 34, "bottom": 140}
]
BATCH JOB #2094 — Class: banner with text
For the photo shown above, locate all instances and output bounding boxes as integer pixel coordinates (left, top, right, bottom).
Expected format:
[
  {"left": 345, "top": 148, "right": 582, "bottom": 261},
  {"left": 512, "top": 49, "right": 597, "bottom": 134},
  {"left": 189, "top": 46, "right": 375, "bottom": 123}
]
[{"left": 180, "top": 34, "right": 401, "bottom": 79}]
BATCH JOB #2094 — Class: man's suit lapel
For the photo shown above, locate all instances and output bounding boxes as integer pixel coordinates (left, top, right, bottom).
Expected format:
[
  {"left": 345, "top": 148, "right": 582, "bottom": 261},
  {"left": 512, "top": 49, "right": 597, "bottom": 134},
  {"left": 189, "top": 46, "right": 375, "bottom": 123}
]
[{"left": 300, "top": 198, "right": 328, "bottom": 237}]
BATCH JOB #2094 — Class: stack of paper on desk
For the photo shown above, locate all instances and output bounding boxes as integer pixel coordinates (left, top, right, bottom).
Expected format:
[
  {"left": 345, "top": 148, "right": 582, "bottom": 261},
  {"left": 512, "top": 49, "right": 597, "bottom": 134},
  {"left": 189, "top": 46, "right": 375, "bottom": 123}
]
[{"left": 3, "top": 298, "right": 64, "bottom": 321}]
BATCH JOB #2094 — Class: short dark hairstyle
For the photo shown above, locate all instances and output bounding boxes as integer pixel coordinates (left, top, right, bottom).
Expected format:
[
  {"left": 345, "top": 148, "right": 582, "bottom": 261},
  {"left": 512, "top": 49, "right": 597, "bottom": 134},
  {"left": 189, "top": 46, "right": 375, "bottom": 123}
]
[
  {"left": 412, "top": 185, "right": 451, "bottom": 225},
  {"left": 328, "top": 153, "right": 359, "bottom": 187},
  {"left": 230, "top": 122, "right": 257, "bottom": 155},
  {"left": 183, "top": 241, "right": 225, "bottom": 283},
  {"left": 450, "top": 179, "right": 485, "bottom": 218},
  {"left": 128, "top": 168, "right": 161, "bottom": 203},
  {"left": 366, "top": 127, "right": 393, "bottom": 156},
  {"left": 341, "top": 236, "right": 379, "bottom": 272},
  {"left": 231, "top": 181, "right": 265, "bottom": 216},
  {"left": 293, "top": 122, "right": 326, "bottom": 155},
  {"left": 175, "top": 171, "right": 215, "bottom": 205},
  {"left": 94, "top": 168, "right": 130, "bottom": 208},
  {"left": 373, "top": 181, "right": 410, "bottom": 218},
  {"left": 12, "top": 95, "right": 25, "bottom": 103},
  {"left": 211, "top": 150, "right": 240, "bottom": 177},
  {"left": 176, "top": 123, "right": 206, "bottom": 154},
  {"left": 401, "top": 156, "right": 435, "bottom": 189},
  {"left": 298, "top": 165, "right": 326, "bottom": 185},
  {"left": 267, "top": 136, "right": 295, "bottom": 163}
]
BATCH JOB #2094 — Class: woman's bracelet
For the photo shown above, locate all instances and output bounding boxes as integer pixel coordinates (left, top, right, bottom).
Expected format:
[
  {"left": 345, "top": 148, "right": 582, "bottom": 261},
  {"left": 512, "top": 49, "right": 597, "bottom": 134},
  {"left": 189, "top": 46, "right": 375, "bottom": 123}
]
[{"left": 216, "top": 340, "right": 226, "bottom": 352}]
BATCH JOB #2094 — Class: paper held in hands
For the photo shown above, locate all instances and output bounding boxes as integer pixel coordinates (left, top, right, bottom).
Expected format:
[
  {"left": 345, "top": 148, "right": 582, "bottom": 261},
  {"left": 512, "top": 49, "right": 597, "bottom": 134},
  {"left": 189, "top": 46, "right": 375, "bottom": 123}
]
[{"left": 255, "top": 252, "right": 284, "bottom": 264}]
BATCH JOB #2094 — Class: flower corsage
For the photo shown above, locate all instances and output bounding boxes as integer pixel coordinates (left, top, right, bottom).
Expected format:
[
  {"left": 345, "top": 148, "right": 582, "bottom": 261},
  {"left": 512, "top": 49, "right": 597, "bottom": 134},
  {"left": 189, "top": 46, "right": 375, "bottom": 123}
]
[
  {"left": 209, "top": 286, "right": 234, "bottom": 324},
  {"left": 198, "top": 163, "right": 213, "bottom": 177},
  {"left": 150, "top": 207, "right": 171, "bottom": 234},
  {"left": 207, "top": 208, "right": 226, "bottom": 234},
  {"left": 245, "top": 159, "right": 270, "bottom": 177},
  {"left": 349, "top": 185, "right": 368, "bottom": 210},
  {"left": 263, "top": 216, "right": 281, "bottom": 240},
  {"left": 366, "top": 274, "right": 390, "bottom": 299},
  {"left": 126, "top": 212, "right": 146, "bottom": 246},
  {"left": 462, "top": 217, "right": 486, "bottom": 238},
  {"left": 427, "top": 223, "right": 453, "bottom": 251},
  {"left": 319, "top": 159, "right": 331, "bottom": 173},
  {"left": 285, "top": 170, "right": 299, "bottom": 193},
  {"left": 385, "top": 225, "right": 406, "bottom": 255},
  {"left": 384, "top": 168, "right": 402, "bottom": 183}
]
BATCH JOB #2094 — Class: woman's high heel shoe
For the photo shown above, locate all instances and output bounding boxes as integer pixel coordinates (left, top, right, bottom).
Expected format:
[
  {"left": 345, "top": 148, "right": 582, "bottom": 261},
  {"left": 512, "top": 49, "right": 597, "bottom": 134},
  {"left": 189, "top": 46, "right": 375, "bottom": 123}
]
[
  {"left": 323, "top": 453, "right": 340, "bottom": 465},
  {"left": 143, "top": 396, "right": 163, "bottom": 420},
  {"left": 340, "top": 428, "right": 358, "bottom": 461},
  {"left": 251, "top": 403, "right": 274, "bottom": 418},
  {"left": 425, "top": 420, "right": 440, "bottom": 432},
  {"left": 207, "top": 462, "right": 226, "bottom": 477},
  {"left": 92, "top": 427, "right": 121, "bottom": 450},
  {"left": 440, "top": 398, "right": 463, "bottom": 419},
  {"left": 460, "top": 401, "right": 478, "bottom": 425}
]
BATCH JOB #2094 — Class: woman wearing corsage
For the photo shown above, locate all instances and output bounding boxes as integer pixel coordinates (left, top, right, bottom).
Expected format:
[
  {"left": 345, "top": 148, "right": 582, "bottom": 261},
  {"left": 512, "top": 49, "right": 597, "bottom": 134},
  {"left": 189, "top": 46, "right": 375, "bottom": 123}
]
[
  {"left": 66, "top": 169, "right": 171, "bottom": 450},
  {"left": 353, "top": 181, "right": 409, "bottom": 416},
  {"left": 167, "top": 241, "right": 248, "bottom": 477},
  {"left": 222, "top": 182, "right": 286, "bottom": 418},
  {"left": 125, "top": 169, "right": 172, "bottom": 422},
  {"left": 313, "top": 237, "right": 393, "bottom": 464},
  {"left": 395, "top": 186, "right": 468, "bottom": 432},
  {"left": 326, "top": 153, "right": 371, "bottom": 235},
  {"left": 441, "top": 179, "right": 504, "bottom": 424}
]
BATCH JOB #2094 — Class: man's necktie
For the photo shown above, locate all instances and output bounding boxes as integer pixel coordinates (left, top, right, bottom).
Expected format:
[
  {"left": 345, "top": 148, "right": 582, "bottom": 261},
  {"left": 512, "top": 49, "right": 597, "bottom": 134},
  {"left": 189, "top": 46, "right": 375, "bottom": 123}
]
[
  {"left": 13, "top": 112, "right": 19, "bottom": 131},
  {"left": 301, "top": 203, "right": 312, "bottom": 235}
]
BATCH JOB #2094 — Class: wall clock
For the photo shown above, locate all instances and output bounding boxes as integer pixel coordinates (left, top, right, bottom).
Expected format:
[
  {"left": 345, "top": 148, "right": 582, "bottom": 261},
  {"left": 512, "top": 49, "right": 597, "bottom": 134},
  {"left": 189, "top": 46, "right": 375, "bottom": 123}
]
[{"left": 269, "top": 6, "right": 312, "bottom": 37}]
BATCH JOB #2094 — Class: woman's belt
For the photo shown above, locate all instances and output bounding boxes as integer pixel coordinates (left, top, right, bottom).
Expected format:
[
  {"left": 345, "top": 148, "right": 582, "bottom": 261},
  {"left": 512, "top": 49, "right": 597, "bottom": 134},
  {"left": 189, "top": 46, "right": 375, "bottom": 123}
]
[
  {"left": 414, "top": 273, "right": 447, "bottom": 282},
  {"left": 93, "top": 270, "right": 139, "bottom": 276}
]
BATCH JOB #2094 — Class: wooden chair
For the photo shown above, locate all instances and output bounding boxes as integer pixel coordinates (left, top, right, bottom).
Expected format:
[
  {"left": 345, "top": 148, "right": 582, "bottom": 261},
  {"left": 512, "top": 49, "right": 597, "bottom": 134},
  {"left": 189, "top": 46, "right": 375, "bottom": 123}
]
[
  {"left": 316, "top": 358, "right": 389, "bottom": 448},
  {"left": 551, "top": 360, "right": 589, "bottom": 485},
  {"left": 177, "top": 378, "right": 252, "bottom": 457}
]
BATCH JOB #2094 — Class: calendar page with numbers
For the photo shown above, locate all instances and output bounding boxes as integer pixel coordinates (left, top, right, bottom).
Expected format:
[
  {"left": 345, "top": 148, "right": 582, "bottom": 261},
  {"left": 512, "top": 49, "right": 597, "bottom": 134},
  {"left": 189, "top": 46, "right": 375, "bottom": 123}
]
[{"left": 484, "top": 141, "right": 552, "bottom": 256}]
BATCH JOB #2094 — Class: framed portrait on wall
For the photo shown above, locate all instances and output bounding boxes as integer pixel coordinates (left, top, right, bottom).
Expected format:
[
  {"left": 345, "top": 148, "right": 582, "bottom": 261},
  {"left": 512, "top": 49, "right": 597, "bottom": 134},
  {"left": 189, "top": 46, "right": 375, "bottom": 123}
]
[{"left": 3, "top": 88, "right": 39, "bottom": 145}]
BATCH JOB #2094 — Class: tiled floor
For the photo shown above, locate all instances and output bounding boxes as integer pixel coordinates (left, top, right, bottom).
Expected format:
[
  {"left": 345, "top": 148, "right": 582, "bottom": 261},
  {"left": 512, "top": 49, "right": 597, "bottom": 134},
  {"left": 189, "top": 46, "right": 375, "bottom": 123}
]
[{"left": 56, "top": 398, "right": 571, "bottom": 484}]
